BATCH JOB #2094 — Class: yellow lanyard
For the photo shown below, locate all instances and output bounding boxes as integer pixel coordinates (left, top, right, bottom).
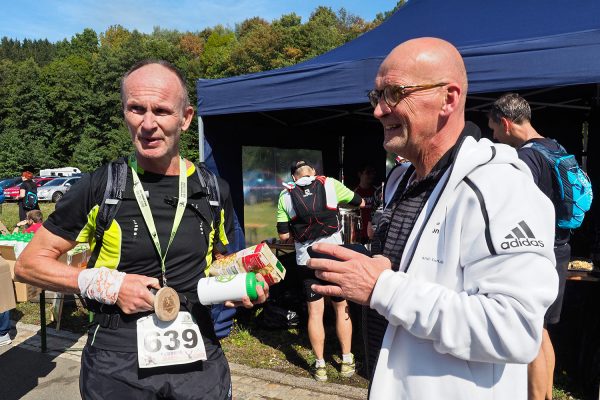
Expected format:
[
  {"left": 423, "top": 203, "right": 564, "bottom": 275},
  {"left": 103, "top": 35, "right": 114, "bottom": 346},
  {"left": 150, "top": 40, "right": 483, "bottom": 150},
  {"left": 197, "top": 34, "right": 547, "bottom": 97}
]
[{"left": 130, "top": 156, "right": 187, "bottom": 287}]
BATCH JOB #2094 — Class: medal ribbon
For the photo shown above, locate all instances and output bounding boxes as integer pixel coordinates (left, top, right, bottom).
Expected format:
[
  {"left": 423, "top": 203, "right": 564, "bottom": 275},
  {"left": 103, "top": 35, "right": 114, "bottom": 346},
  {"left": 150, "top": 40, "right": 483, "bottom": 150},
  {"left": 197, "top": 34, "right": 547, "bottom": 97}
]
[{"left": 131, "top": 156, "right": 187, "bottom": 287}]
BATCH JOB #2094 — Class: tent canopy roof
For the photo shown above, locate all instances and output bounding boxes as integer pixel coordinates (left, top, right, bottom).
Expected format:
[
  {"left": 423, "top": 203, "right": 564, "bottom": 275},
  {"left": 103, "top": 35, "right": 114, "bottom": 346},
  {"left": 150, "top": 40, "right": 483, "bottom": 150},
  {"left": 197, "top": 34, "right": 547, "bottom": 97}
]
[{"left": 197, "top": 0, "right": 600, "bottom": 116}]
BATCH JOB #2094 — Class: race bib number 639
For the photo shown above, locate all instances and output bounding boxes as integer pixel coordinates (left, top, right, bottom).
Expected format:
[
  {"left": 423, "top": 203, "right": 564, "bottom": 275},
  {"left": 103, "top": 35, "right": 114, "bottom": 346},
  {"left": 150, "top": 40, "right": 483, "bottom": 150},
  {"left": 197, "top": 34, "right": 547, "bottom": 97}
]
[{"left": 136, "top": 312, "right": 207, "bottom": 368}]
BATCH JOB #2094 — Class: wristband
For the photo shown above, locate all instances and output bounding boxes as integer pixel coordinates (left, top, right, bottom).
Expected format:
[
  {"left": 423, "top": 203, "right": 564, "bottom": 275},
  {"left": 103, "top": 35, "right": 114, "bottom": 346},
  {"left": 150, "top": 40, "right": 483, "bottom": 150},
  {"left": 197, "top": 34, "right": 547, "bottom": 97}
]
[{"left": 78, "top": 267, "right": 126, "bottom": 305}]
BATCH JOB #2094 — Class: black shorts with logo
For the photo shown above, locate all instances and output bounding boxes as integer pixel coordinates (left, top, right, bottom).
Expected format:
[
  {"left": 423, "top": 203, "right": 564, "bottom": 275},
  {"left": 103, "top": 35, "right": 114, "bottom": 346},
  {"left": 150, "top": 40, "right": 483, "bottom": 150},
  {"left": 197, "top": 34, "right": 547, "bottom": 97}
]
[{"left": 297, "top": 265, "right": 344, "bottom": 303}]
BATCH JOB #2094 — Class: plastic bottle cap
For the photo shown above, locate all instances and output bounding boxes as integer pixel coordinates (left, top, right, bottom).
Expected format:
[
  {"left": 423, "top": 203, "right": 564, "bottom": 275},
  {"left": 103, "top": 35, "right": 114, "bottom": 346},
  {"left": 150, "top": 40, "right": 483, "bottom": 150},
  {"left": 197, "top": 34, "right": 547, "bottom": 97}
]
[{"left": 245, "top": 271, "right": 264, "bottom": 301}]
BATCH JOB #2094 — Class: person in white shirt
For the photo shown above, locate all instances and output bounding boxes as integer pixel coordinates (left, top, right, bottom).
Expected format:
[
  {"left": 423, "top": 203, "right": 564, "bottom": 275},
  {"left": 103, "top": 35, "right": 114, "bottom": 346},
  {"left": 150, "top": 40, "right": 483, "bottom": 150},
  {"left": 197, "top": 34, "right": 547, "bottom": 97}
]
[{"left": 307, "top": 37, "right": 558, "bottom": 400}]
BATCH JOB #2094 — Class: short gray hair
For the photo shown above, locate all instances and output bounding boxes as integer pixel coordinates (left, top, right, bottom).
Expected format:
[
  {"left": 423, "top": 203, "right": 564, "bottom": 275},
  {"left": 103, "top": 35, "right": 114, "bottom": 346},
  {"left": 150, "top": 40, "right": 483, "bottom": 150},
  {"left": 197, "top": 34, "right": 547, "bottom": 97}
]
[
  {"left": 488, "top": 93, "right": 531, "bottom": 124},
  {"left": 120, "top": 59, "right": 190, "bottom": 111}
]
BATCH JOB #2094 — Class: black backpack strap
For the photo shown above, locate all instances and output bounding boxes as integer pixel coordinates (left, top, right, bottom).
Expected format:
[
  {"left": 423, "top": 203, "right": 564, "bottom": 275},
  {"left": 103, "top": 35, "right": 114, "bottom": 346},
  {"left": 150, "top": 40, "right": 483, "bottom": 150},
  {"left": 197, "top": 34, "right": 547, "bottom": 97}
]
[
  {"left": 195, "top": 163, "right": 227, "bottom": 253},
  {"left": 195, "top": 162, "right": 222, "bottom": 221},
  {"left": 87, "top": 158, "right": 128, "bottom": 269}
]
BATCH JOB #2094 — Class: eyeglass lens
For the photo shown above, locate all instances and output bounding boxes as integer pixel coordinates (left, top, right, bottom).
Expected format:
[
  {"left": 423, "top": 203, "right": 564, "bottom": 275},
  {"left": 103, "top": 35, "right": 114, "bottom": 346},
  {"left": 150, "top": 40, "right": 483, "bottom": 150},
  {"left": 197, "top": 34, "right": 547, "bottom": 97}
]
[{"left": 368, "top": 86, "right": 404, "bottom": 108}]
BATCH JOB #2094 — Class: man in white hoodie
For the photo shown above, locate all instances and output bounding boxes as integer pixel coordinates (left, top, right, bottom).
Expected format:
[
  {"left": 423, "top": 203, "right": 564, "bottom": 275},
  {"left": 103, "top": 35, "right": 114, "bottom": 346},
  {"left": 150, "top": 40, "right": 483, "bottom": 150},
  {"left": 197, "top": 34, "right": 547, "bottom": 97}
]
[{"left": 307, "top": 37, "right": 559, "bottom": 399}]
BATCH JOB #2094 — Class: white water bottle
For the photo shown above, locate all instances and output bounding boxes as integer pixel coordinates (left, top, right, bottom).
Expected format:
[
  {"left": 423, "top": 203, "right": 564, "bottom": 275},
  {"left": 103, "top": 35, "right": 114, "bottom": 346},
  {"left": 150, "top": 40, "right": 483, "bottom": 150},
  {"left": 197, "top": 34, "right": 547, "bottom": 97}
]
[{"left": 197, "top": 272, "right": 264, "bottom": 305}]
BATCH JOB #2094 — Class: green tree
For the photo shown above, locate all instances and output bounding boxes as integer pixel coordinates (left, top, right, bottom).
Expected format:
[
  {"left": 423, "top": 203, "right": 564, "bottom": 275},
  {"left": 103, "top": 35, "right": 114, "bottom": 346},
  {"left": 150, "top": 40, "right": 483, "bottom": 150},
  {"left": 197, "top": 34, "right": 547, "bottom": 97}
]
[
  {"left": 199, "top": 26, "right": 237, "bottom": 78},
  {"left": 99, "top": 25, "right": 131, "bottom": 49},
  {"left": 41, "top": 55, "right": 95, "bottom": 166},
  {"left": 70, "top": 28, "right": 99, "bottom": 56},
  {"left": 272, "top": 13, "right": 304, "bottom": 67},
  {"left": 229, "top": 19, "right": 282, "bottom": 74},
  {"left": 299, "top": 7, "right": 345, "bottom": 60},
  {"left": 373, "top": 0, "right": 406, "bottom": 25},
  {"left": 0, "top": 59, "right": 54, "bottom": 174}
]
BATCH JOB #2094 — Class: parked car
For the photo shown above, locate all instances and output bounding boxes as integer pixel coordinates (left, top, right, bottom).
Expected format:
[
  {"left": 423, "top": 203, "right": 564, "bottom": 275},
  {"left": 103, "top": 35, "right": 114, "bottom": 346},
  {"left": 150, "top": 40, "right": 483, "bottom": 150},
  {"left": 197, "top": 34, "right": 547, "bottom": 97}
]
[
  {"left": 37, "top": 176, "right": 81, "bottom": 202},
  {"left": 3, "top": 177, "right": 56, "bottom": 201},
  {"left": 0, "top": 177, "right": 23, "bottom": 191},
  {"left": 243, "top": 170, "right": 283, "bottom": 205}
]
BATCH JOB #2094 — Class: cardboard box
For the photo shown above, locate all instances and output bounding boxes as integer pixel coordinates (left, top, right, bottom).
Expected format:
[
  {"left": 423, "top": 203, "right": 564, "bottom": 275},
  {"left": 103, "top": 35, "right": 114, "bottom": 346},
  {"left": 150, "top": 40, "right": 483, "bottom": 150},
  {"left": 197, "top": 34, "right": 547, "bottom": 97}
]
[
  {"left": 0, "top": 257, "right": 16, "bottom": 312},
  {"left": 0, "top": 244, "right": 42, "bottom": 302},
  {"left": 7, "top": 260, "right": 41, "bottom": 302},
  {"left": 0, "top": 245, "right": 16, "bottom": 260},
  {"left": 209, "top": 243, "right": 286, "bottom": 285},
  {"left": 0, "top": 243, "right": 88, "bottom": 303}
]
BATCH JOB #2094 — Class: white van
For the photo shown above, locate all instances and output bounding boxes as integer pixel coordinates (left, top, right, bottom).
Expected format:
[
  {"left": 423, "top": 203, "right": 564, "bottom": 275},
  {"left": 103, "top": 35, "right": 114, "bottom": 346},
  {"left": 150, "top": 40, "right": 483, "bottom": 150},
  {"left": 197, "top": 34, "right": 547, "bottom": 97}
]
[{"left": 39, "top": 167, "right": 81, "bottom": 177}]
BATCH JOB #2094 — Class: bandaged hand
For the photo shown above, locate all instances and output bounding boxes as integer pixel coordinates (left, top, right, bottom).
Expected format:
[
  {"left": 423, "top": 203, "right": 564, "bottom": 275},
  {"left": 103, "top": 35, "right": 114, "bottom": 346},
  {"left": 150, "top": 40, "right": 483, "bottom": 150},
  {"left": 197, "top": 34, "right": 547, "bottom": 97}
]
[{"left": 78, "top": 267, "right": 126, "bottom": 305}]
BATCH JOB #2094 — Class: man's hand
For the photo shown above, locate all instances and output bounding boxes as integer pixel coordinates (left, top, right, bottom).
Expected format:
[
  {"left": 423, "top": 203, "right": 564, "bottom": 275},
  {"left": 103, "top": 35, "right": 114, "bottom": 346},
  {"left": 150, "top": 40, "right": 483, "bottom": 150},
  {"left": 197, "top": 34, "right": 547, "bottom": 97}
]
[
  {"left": 224, "top": 273, "right": 270, "bottom": 309},
  {"left": 307, "top": 243, "right": 391, "bottom": 305},
  {"left": 116, "top": 274, "right": 161, "bottom": 314}
]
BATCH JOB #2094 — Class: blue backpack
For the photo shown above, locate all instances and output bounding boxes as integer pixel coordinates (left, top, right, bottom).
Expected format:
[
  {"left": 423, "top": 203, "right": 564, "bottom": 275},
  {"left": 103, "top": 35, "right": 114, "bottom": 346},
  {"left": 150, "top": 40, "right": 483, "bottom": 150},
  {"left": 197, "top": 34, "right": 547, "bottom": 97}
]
[
  {"left": 525, "top": 140, "right": 593, "bottom": 229},
  {"left": 23, "top": 191, "right": 38, "bottom": 210}
]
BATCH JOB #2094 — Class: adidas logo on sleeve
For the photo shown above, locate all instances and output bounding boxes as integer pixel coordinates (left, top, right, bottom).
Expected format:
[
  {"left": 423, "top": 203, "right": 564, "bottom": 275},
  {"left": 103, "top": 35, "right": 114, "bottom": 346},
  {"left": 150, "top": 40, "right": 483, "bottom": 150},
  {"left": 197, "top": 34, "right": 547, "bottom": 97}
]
[{"left": 500, "top": 220, "right": 545, "bottom": 250}]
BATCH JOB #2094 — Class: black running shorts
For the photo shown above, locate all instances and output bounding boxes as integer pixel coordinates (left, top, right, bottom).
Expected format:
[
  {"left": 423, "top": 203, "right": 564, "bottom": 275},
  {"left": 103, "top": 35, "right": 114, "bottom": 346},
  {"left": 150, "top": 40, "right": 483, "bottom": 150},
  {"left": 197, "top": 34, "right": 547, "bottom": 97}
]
[
  {"left": 80, "top": 344, "right": 232, "bottom": 400},
  {"left": 544, "top": 243, "right": 570, "bottom": 326}
]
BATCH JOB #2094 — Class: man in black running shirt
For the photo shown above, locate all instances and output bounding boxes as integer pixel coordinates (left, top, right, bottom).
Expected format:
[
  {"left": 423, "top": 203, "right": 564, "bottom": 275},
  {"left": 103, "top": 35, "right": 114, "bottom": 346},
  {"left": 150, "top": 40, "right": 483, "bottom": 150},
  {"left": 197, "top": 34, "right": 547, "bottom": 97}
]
[{"left": 489, "top": 93, "right": 569, "bottom": 400}]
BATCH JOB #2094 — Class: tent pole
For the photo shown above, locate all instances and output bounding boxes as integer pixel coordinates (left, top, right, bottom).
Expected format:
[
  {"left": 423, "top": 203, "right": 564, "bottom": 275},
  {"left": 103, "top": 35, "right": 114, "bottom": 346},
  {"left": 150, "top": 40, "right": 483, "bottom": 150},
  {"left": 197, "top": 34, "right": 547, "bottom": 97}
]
[
  {"left": 198, "top": 116, "right": 205, "bottom": 162},
  {"left": 339, "top": 135, "right": 345, "bottom": 183}
]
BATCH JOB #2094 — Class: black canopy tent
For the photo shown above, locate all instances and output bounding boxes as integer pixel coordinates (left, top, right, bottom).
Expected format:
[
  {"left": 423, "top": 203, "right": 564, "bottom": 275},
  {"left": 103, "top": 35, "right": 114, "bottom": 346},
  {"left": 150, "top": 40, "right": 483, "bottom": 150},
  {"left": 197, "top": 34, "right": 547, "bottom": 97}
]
[{"left": 196, "top": 0, "right": 600, "bottom": 231}]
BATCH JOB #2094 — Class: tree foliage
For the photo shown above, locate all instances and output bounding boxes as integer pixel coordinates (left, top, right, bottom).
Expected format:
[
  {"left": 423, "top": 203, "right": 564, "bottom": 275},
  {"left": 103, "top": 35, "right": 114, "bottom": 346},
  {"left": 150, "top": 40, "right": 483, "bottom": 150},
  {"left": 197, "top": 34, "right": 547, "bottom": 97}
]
[{"left": 0, "top": 4, "right": 401, "bottom": 176}]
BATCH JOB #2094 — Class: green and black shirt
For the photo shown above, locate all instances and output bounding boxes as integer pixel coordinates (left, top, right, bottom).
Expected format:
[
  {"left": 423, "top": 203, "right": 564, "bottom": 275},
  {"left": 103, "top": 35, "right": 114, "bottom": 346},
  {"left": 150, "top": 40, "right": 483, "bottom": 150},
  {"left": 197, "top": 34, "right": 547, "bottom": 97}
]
[{"left": 45, "top": 159, "right": 234, "bottom": 351}]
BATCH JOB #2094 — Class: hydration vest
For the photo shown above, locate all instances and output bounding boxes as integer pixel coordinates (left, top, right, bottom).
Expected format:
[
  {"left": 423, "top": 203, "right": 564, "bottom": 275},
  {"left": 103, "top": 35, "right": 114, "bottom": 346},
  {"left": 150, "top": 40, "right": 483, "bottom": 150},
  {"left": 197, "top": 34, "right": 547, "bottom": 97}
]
[{"left": 288, "top": 176, "right": 339, "bottom": 242}]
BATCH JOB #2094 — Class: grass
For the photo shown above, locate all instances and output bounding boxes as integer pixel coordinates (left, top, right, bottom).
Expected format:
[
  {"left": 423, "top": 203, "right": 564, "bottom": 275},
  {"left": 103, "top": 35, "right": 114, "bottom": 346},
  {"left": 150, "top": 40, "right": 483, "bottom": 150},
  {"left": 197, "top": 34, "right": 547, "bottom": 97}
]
[
  {"left": 243, "top": 201, "right": 279, "bottom": 245},
  {"left": 0, "top": 202, "right": 56, "bottom": 232},
  {"left": 221, "top": 305, "right": 369, "bottom": 388}
]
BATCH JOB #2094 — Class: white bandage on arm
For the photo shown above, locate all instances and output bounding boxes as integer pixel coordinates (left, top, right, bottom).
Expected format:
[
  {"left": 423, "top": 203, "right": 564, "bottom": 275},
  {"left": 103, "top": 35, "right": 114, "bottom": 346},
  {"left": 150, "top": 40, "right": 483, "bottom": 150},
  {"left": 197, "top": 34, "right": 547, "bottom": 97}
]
[{"left": 78, "top": 267, "right": 126, "bottom": 305}]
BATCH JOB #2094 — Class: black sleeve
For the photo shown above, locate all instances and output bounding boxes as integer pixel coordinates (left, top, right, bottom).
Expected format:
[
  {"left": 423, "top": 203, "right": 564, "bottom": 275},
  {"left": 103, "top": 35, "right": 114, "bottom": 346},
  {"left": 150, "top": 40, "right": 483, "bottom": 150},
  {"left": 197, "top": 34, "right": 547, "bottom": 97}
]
[
  {"left": 44, "top": 168, "right": 106, "bottom": 242},
  {"left": 517, "top": 147, "right": 553, "bottom": 199},
  {"left": 347, "top": 192, "right": 363, "bottom": 207},
  {"left": 277, "top": 221, "right": 290, "bottom": 234},
  {"left": 517, "top": 148, "right": 544, "bottom": 185}
]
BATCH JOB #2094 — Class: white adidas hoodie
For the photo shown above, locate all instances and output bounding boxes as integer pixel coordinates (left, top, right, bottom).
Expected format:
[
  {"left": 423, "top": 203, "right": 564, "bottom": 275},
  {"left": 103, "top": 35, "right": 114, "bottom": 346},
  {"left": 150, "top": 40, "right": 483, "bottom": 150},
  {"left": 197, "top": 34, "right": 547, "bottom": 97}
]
[{"left": 369, "top": 136, "right": 558, "bottom": 400}]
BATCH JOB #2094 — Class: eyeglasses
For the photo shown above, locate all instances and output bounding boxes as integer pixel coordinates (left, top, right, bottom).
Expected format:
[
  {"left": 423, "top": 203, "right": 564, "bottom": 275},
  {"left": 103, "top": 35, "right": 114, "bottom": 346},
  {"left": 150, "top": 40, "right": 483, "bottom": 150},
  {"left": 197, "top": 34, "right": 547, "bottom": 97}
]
[{"left": 367, "top": 82, "right": 448, "bottom": 108}]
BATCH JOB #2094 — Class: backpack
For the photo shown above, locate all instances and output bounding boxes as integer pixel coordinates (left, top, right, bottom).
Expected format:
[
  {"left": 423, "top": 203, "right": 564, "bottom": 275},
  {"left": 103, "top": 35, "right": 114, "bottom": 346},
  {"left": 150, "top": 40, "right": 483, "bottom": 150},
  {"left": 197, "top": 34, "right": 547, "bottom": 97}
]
[
  {"left": 524, "top": 140, "right": 593, "bottom": 229},
  {"left": 23, "top": 191, "right": 38, "bottom": 210}
]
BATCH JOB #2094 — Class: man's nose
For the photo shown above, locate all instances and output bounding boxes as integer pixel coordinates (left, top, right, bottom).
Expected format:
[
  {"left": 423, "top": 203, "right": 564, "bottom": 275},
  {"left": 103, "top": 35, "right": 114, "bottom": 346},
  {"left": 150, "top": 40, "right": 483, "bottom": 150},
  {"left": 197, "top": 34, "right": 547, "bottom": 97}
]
[
  {"left": 141, "top": 111, "right": 156, "bottom": 130},
  {"left": 373, "top": 100, "right": 391, "bottom": 119}
]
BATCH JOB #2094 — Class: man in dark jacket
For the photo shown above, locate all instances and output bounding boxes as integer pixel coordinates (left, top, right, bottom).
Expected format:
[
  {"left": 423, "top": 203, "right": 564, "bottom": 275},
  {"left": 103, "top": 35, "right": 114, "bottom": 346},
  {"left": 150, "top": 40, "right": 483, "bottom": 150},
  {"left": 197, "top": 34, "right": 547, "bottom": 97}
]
[{"left": 488, "top": 93, "right": 569, "bottom": 400}]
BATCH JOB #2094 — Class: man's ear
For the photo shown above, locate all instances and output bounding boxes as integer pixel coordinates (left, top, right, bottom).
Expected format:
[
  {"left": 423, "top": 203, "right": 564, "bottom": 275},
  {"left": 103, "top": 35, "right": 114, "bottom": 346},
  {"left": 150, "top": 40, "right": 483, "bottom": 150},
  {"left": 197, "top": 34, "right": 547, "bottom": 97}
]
[
  {"left": 180, "top": 106, "right": 195, "bottom": 131},
  {"left": 440, "top": 83, "right": 461, "bottom": 115},
  {"left": 500, "top": 117, "right": 512, "bottom": 134}
]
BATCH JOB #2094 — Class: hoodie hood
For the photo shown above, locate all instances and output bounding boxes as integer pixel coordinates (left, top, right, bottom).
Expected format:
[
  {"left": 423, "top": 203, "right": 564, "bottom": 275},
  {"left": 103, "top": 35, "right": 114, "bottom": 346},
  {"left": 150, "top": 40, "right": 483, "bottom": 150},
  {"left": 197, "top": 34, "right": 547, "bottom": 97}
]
[{"left": 447, "top": 136, "right": 533, "bottom": 192}]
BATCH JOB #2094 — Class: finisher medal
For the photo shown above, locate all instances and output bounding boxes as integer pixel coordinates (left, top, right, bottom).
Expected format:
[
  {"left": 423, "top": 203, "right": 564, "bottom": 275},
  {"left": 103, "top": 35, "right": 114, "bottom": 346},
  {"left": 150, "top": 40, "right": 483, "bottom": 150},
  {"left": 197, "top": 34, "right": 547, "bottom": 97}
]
[{"left": 154, "top": 287, "right": 180, "bottom": 321}]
